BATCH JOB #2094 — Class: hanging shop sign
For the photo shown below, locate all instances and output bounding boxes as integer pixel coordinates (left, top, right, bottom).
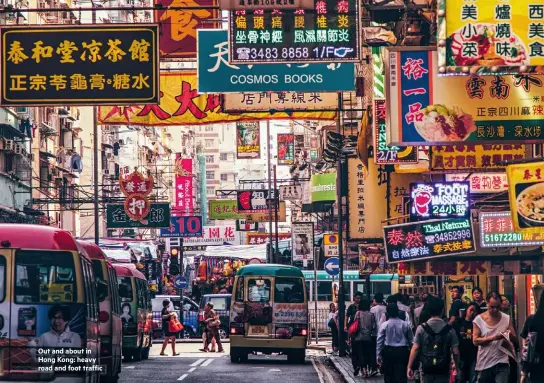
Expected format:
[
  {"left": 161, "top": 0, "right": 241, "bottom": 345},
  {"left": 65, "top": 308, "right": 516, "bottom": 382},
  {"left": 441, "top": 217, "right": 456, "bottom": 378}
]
[
  {"left": 402, "top": 259, "right": 543, "bottom": 276},
  {"left": 0, "top": 25, "right": 159, "bottom": 106},
  {"left": 209, "top": 199, "right": 287, "bottom": 221},
  {"left": 237, "top": 189, "right": 277, "bottom": 213},
  {"left": 323, "top": 233, "right": 339, "bottom": 258},
  {"left": 223, "top": 91, "right": 337, "bottom": 112},
  {"left": 310, "top": 173, "right": 336, "bottom": 202},
  {"left": 437, "top": 0, "right": 542, "bottom": 75},
  {"left": 160, "top": 216, "right": 204, "bottom": 237},
  {"left": 479, "top": 211, "right": 544, "bottom": 248},
  {"left": 446, "top": 173, "right": 508, "bottom": 194},
  {"left": 106, "top": 203, "right": 170, "bottom": 228},
  {"left": 98, "top": 71, "right": 335, "bottom": 126},
  {"left": 197, "top": 30, "right": 355, "bottom": 93},
  {"left": 119, "top": 170, "right": 154, "bottom": 222},
  {"left": 386, "top": 47, "right": 544, "bottom": 145},
  {"left": 279, "top": 184, "right": 302, "bottom": 201},
  {"left": 155, "top": 0, "right": 219, "bottom": 60},
  {"left": 507, "top": 160, "right": 544, "bottom": 233},
  {"left": 374, "top": 99, "right": 418, "bottom": 165},
  {"left": 410, "top": 181, "right": 470, "bottom": 220},
  {"left": 430, "top": 145, "right": 526, "bottom": 171},
  {"left": 359, "top": 245, "right": 391, "bottom": 277},
  {"left": 246, "top": 232, "right": 291, "bottom": 244},
  {"left": 277, "top": 134, "right": 295, "bottom": 165},
  {"left": 174, "top": 156, "right": 194, "bottom": 213},
  {"left": 236, "top": 220, "right": 259, "bottom": 231},
  {"left": 292, "top": 222, "right": 314, "bottom": 262},
  {"left": 219, "top": 0, "right": 313, "bottom": 10},
  {"left": 383, "top": 217, "right": 476, "bottom": 264},
  {"left": 228, "top": 0, "right": 361, "bottom": 64},
  {"left": 182, "top": 225, "right": 239, "bottom": 246},
  {"left": 236, "top": 122, "right": 261, "bottom": 159}
]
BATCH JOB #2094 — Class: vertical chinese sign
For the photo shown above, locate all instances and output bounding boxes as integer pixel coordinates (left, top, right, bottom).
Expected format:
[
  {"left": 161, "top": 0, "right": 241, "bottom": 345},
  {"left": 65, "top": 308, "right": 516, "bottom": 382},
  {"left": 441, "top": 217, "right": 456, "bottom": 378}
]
[
  {"left": 236, "top": 122, "right": 261, "bottom": 159},
  {"left": 155, "top": 0, "right": 219, "bottom": 59},
  {"left": 174, "top": 155, "right": 194, "bottom": 215},
  {"left": 119, "top": 170, "right": 155, "bottom": 223},
  {"left": 277, "top": 133, "right": 295, "bottom": 165}
]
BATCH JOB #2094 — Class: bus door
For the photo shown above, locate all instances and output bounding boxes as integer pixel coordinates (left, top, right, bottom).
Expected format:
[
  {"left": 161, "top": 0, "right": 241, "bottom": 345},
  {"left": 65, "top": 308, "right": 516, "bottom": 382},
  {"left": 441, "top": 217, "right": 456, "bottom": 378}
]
[
  {"left": 0, "top": 249, "right": 10, "bottom": 376},
  {"left": 272, "top": 277, "right": 308, "bottom": 339},
  {"left": 244, "top": 277, "right": 273, "bottom": 338}
]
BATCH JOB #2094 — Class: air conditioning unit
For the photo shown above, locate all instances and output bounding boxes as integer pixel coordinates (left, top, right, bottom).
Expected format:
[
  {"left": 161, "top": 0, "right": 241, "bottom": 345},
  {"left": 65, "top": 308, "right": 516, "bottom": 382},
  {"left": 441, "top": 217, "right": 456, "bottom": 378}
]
[
  {"left": 5, "top": 140, "right": 14, "bottom": 151},
  {"left": 14, "top": 143, "right": 22, "bottom": 154}
]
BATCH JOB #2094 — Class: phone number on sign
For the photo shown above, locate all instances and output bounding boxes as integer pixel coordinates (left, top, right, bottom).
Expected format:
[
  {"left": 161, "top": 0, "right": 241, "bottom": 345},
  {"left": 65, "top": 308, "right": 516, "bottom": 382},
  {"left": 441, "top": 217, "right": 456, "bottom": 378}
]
[
  {"left": 484, "top": 232, "right": 522, "bottom": 243},
  {"left": 248, "top": 47, "right": 310, "bottom": 60},
  {"left": 425, "top": 229, "right": 472, "bottom": 244}
]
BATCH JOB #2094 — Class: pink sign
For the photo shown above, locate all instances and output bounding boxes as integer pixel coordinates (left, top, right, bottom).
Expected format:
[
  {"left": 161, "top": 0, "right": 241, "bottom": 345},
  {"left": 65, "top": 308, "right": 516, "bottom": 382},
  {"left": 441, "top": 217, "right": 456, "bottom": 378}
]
[{"left": 175, "top": 155, "right": 194, "bottom": 214}]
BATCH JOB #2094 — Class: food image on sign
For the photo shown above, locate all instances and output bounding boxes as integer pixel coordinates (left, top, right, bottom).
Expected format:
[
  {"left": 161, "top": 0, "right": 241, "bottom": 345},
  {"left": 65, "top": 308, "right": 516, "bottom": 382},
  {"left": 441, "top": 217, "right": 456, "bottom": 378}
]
[
  {"left": 479, "top": 211, "right": 544, "bottom": 248},
  {"left": 236, "top": 122, "right": 261, "bottom": 159},
  {"left": 507, "top": 161, "right": 544, "bottom": 232},
  {"left": 410, "top": 182, "right": 470, "bottom": 219},
  {"left": 383, "top": 218, "right": 475, "bottom": 263},
  {"left": 413, "top": 104, "right": 476, "bottom": 143}
]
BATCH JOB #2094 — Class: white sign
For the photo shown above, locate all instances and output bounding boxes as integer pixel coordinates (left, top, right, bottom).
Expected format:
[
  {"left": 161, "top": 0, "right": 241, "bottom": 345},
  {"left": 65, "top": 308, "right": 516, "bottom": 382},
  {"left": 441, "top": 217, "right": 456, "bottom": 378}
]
[
  {"left": 292, "top": 222, "right": 314, "bottom": 262},
  {"left": 219, "top": 0, "right": 314, "bottom": 10},
  {"left": 182, "top": 225, "right": 239, "bottom": 246},
  {"left": 323, "top": 233, "right": 339, "bottom": 258},
  {"left": 279, "top": 184, "right": 302, "bottom": 201},
  {"left": 445, "top": 173, "right": 508, "bottom": 194}
]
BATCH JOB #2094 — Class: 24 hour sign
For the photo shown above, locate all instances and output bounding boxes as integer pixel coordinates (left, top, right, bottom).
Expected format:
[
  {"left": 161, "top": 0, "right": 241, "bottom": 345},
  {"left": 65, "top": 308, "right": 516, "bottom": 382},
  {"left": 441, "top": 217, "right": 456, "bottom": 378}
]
[{"left": 410, "top": 182, "right": 470, "bottom": 220}]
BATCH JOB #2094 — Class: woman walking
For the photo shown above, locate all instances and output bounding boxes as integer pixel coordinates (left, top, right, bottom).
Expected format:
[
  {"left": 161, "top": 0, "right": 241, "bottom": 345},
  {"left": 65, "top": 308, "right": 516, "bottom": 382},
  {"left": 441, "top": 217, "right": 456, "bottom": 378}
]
[
  {"left": 352, "top": 299, "right": 377, "bottom": 377},
  {"left": 521, "top": 292, "right": 544, "bottom": 383},
  {"left": 454, "top": 303, "right": 479, "bottom": 383},
  {"left": 328, "top": 303, "right": 339, "bottom": 354},
  {"left": 160, "top": 299, "right": 180, "bottom": 356}
]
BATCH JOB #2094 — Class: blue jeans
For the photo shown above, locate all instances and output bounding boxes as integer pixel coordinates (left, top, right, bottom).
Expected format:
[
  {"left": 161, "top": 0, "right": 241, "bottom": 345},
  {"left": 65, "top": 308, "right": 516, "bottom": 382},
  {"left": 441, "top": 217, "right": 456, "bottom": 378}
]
[
  {"left": 458, "top": 359, "right": 477, "bottom": 383},
  {"left": 476, "top": 363, "right": 509, "bottom": 383}
]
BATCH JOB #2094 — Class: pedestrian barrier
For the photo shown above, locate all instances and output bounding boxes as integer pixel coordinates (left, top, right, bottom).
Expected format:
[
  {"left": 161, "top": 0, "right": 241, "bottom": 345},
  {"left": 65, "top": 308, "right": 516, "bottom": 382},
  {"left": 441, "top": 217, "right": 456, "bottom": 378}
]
[{"left": 309, "top": 308, "right": 332, "bottom": 336}]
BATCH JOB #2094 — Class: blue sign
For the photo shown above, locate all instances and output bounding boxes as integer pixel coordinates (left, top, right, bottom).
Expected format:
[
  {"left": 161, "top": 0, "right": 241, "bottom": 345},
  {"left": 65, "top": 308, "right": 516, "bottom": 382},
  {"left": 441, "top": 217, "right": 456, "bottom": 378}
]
[
  {"left": 174, "top": 276, "right": 187, "bottom": 289},
  {"left": 197, "top": 30, "right": 355, "bottom": 93},
  {"left": 324, "top": 257, "right": 340, "bottom": 276},
  {"left": 160, "top": 216, "right": 203, "bottom": 238}
]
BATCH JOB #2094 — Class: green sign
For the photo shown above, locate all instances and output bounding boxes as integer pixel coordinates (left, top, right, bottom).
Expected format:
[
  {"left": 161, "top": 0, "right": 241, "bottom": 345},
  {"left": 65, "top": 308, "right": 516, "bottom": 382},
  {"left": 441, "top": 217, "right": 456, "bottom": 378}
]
[
  {"left": 106, "top": 203, "right": 170, "bottom": 228},
  {"left": 209, "top": 200, "right": 239, "bottom": 220},
  {"left": 311, "top": 173, "right": 336, "bottom": 202}
]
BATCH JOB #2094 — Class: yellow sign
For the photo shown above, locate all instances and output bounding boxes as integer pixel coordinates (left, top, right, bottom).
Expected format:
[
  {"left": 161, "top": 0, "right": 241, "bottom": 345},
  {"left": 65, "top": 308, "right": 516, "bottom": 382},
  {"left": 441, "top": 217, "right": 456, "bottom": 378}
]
[
  {"left": 223, "top": 92, "right": 338, "bottom": 112},
  {"left": 507, "top": 161, "right": 544, "bottom": 233},
  {"left": 98, "top": 72, "right": 336, "bottom": 126},
  {"left": 439, "top": 0, "right": 543, "bottom": 74},
  {"left": 431, "top": 144, "right": 526, "bottom": 171}
]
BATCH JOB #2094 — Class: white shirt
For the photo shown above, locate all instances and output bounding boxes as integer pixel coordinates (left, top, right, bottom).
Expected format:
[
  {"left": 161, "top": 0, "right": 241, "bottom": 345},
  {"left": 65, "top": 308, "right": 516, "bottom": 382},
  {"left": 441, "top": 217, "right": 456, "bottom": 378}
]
[
  {"left": 37, "top": 327, "right": 82, "bottom": 348},
  {"left": 370, "top": 304, "right": 386, "bottom": 336},
  {"left": 473, "top": 313, "right": 510, "bottom": 371},
  {"left": 379, "top": 303, "right": 411, "bottom": 328}
]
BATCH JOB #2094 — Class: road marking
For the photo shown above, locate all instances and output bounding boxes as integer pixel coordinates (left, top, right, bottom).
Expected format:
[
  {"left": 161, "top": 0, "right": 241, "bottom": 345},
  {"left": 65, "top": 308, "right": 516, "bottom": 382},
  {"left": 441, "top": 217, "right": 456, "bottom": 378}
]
[
  {"left": 177, "top": 374, "right": 188, "bottom": 381},
  {"left": 123, "top": 366, "right": 135, "bottom": 369},
  {"left": 201, "top": 358, "right": 214, "bottom": 367},
  {"left": 251, "top": 367, "right": 265, "bottom": 369},
  {"left": 190, "top": 359, "right": 205, "bottom": 367},
  {"left": 188, "top": 368, "right": 196, "bottom": 372},
  {"left": 269, "top": 368, "right": 281, "bottom": 372}
]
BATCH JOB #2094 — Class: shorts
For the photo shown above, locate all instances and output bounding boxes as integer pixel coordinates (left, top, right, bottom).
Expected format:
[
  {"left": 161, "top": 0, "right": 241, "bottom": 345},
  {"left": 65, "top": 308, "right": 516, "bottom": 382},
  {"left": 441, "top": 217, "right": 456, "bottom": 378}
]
[{"left": 163, "top": 324, "right": 174, "bottom": 337}]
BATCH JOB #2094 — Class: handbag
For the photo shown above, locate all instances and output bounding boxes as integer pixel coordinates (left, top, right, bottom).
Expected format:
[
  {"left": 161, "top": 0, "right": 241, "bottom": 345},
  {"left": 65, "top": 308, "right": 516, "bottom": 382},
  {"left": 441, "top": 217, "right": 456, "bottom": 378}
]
[
  {"left": 521, "top": 331, "right": 540, "bottom": 365},
  {"left": 168, "top": 317, "right": 183, "bottom": 333},
  {"left": 348, "top": 312, "right": 360, "bottom": 338}
]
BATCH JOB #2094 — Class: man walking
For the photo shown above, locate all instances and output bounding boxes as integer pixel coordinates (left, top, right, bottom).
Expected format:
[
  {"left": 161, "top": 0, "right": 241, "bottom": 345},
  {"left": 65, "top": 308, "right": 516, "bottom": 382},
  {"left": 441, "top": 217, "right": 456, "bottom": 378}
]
[
  {"left": 407, "top": 298, "right": 460, "bottom": 383},
  {"left": 449, "top": 286, "right": 467, "bottom": 326},
  {"left": 370, "top": 292, "right": 387, "bottom": 375}
]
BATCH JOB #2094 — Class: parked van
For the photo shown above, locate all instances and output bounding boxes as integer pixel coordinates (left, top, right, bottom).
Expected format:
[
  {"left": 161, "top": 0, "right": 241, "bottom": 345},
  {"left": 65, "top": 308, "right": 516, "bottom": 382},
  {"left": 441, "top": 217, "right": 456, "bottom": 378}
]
[
  {"left": 113, "top": 264, "right": 152, "bottom": 361},
  {"left": 78, "top": 240, "right": 122, "bottom": 382}
]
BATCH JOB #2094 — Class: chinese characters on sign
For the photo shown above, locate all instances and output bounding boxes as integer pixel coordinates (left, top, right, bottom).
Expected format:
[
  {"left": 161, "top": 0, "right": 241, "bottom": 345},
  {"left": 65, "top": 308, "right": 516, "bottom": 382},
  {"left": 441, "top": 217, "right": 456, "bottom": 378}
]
[
  {"left": 106, "top": 203, "right": 170, "bottom": 228},
  {"left": 373, "top": 99, "right": 418, "bottom": 165},
  {"left": 236, "top": 122, "right": 260, "bottom": 159},
  {"left": 445, "top": 173, "right": 508, "bottom": 194},
  {"left": 219, "top": 0, "right": 313, "bottom": 10},
  {"left": 506, "top": 161, "right": 544, "bottom": 232},
  {"left": 209, "top": 199, "right": 287, "bottom": 221},
  {"left": 246, "top": 232, "right": 291, "bottom": 244},
  {"left": 223, "top": 91, "right": 337, "bottom": 111},
  {"left": 237, "top": 189, "right": 276, "bottom": 213},
  {"left": 383, "top": 218, "right": 475, "bottom": 264},
  {"left": 277, "top": 133, "right": 295, "bottom": 165},
  {"left": 1, "top": 25, "right": 159, "bottom": 105},
  {"left": 174, "top": 156, "right": 194, "bottom": 214},
  {"left": 438, "top": 0, "right": 544, "bottom": 74},
  {"left": 431, "top": 144, "right": 526, "bottom": 171},
  {"left": 119, "top": 170, "right": 154, "bottom": 222},
  {"left": 410, "top": 182, "right": 470, "bottom": 220},
  {"left": 323, "top": 233, "right": 339, "bottom": 258},
  {"left": 182, "top": 225, "right": 239, "bottom": 246},
  {"left": 228, "top": 0, "right": 360, "bottom": 64},
  {"left": 479, "top": 211, "right": 544, "bottom": 248}
]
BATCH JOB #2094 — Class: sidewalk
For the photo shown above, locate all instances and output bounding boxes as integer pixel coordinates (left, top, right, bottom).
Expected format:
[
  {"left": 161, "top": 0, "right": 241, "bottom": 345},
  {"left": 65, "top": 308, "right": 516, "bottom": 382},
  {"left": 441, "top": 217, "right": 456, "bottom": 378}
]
[
  {"left": 330, "top": 356, "right": 383, "bottom": 383},
  {"left": 306, "top": 338, "right": 332, "bottom": 354}
]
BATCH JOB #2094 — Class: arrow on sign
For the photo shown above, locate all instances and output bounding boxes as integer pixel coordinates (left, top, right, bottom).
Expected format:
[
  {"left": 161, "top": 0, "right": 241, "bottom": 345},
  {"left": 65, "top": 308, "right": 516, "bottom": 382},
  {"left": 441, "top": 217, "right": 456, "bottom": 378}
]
[{"left": 325, "top": 262, "right": 339, "bottom": 271}]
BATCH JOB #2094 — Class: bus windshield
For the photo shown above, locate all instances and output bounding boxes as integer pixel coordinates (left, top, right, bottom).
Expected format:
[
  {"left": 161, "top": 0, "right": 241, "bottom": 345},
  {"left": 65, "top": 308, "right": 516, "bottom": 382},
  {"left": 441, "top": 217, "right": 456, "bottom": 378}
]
[
  {"left": 118, "top": 277, "right": 133, "bottom": 301},
  {"left": 15, "top": 251, "right": 76, "bottom": 304}
]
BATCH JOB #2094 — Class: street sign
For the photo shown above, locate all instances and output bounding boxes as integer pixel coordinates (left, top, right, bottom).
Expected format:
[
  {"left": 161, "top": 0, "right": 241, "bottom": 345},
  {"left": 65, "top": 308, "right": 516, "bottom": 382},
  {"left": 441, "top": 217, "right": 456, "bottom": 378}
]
[
  {"left": 219, "top": 0, "right": 314, "bottom": 10},
  {"left": 197, "top": 30, "right": 355, "bottom": 93},
  {"left": 160, "top": 216, "right": 203, "bottom": 238},
  {"left": 323, "top": 233, "right": 339, "bottom": 258},
  {"left": 174, "top": 276, "right": 187, "bottom": 289},
  {"left": 324, "top": 257, "right": 340, "bottom": 276},
  {"left": 106, "top": 203, "right": 170, "bottom": 228}
]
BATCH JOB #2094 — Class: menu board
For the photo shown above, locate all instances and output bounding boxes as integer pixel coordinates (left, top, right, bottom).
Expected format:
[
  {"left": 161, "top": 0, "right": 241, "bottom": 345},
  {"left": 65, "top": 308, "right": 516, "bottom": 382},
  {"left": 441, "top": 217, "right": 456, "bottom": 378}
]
[
  {"left": 383, "top": 217, "right": 475, "bottom": 263},
  {"left": 479, "top": 211, "right": 544, "bottom": 248},
  {"left": 410, "top": 182, "right": 470, "bottom": 220},
  {"left": 228, "top": 0, "right": 360, "bottom": 64}
]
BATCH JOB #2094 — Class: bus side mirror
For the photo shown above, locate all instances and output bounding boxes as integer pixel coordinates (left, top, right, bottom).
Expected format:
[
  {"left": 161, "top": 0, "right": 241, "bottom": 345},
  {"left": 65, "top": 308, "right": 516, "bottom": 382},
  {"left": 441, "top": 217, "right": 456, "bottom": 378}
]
[{"left": 96, "top": 280, "right": 108, "bottom": 301}]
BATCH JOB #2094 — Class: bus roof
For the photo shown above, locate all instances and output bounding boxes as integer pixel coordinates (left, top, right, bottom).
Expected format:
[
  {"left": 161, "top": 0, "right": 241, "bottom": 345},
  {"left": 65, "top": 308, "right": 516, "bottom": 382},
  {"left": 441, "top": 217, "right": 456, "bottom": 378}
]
[
  {"left": 112, "top": 263, "right": 146, "bottom": 280},
  {"left": 0, "top": 224, "right": 79, "bottom": 252},
  {"left": 77, "top": 240, "right": 111, "bottom": 263},
  {"left": 236, "top": 264, "right": 304, "bottom": 278}
]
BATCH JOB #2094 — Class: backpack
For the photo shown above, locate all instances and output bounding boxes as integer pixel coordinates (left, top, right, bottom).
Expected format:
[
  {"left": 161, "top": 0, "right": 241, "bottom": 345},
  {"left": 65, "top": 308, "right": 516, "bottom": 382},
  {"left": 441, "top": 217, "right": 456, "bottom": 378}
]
[{"left": 420, "top": 323, "right": 452, "bottom": 375}]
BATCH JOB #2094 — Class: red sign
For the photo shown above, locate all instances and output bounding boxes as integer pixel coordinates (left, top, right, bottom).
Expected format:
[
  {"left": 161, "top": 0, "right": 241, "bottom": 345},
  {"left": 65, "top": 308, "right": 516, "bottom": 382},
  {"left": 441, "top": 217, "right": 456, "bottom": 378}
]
[
  {"left": 175, "top": 155, "right": 194, "bottom": 213},
  {"left": 246, "top": 232, "right": 291, "bottom": 245},
  {"left": 119, "top": 170, "right": 154, "bottom": 222},
  {"left": 124, "top": 195, "right": 151, "bottom": 221}
]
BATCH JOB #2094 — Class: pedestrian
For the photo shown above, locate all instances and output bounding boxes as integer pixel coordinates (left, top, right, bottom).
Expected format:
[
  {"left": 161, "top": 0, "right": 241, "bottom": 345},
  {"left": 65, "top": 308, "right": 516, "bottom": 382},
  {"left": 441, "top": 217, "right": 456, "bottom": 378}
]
[
  {"left": 371, "top": 292, "right": 387, "bottom": 373},
  {"left": 520, "top": 292, "right": 544, "bottom": 383},
  {"left": 328, "top": 302, "right": 339, "bottom": 354},
  {"left": 345, "top": 292, "right": 362, "bottom": 354},
  {"left": 473, "top": 292, "right": 517, "bottom": 383},
  {"left": 408, "top": 297, "right": 460, "bottom": 383},
  {"left": 414, "top": 293, "right": 429, "bottom": 328},
  {"left": 380, "top": 294, "right": 410, "bottom": 327},
  {"left": 454, "top": 303, "right": 479, "bottom": 383},
  {"left": 449, "top": 286, "right": 467, "bottom": 326},
  {"left": 472, "top": 287, "right": 487, "bottom": 310},
  {"left": 377, "top": 303, "right": 413, "bottom": 383},
  {"left": 160, "top": 299, "right": 180, "bottom": 356},
  {"left": 352, "top": 299, "right": 376, "bottom": 377},
  {"left": 203, "top": 302, "right": 224, "bottom": 353}
]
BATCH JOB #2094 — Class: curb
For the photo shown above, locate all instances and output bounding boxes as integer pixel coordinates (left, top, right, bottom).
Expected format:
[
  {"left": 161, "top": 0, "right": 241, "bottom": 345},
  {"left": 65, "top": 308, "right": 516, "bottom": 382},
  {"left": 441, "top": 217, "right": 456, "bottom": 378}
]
[
  {"left": 307, "top": 344, "right": 328, "bottom": 352},
  {"left": 330, "top": 356, "right": 356, "bottom": 383}
]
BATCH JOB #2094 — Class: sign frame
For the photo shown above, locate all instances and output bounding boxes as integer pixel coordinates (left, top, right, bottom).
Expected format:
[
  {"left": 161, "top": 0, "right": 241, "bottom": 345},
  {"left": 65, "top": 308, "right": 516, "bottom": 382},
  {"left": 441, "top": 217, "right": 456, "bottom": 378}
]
[
  {"left": 479, "top": 211, "right": 544, "bottom": 248},
  {"left": 292, "top": 221, "right": 314, "bottom": 262},
  {"left": 106, "top": 203, "right": 170, "bottom": 228},
  {"left": 410, "top": 181, "right": 471, "bottom": 220}
]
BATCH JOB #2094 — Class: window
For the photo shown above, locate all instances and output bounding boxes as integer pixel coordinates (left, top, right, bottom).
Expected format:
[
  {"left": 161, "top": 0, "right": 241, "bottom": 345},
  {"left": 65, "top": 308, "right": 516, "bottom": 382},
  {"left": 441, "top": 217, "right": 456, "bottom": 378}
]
[
  {"left": 206, "top": 171, "right": 215, "bottom": 180},
  {"left": 15, "top": 251, "right": 76, "bottom": 304},
  {"left": 248, "top": 278, "right": 271, "bottom": 302},
  {"left": 118, "top": 277, "right": 133, "bottom": 302},
  {"left": 235, "top": 277, "right": 244, "bottom": 302},
  {"left": 305, "top": 281, "right": 311, "bottom": 301},
  {"left": 317, "top": 281, "right": 332, "bottom": 301},
  {"left": 206, "top": 155, "right": 214, "bottom": 163},
  {"left": 109, "top": 267, "right": 120, "bottom": 315},
  {"left": 220, "top": 153, "right": 228, "bottom": 161},
  {"left": 275, "top": 277, "right": 304, "bottom": 303},
  {"left": 205, "top": 139, "right": 214, "bottom": 148},
  {"left": 206, "top": 187, "right": 215, "bottom": 195},
  {"left": 92, "top": 260, "right": 104, "bottom": 282},
  {"left": 220, "top": 174, "right": 228, "bottom": 181},
  {"left": 207, "top": 297, "right": 228, "bottom": 310},
  {"left": 0, "top": 256, "right": 5, "bottom": 302},
  {"left": 0, "top": 152, "right": 14, "bottom": 173}
]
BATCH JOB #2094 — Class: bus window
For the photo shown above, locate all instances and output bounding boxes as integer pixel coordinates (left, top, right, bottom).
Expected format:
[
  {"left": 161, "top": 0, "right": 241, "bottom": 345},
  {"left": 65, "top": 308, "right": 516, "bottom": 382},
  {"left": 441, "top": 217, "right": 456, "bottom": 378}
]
[
  {"left": 317, "top": 281, "right": 332, "bottom": 301},
  {"left": 92, "top": 260, "right": 104, "bottom": 282},
  {"left": 353, "top": 281, "right": 367, "bottom": 296},
  {"left": 0, "top": 256, "right": 5, "bottom": 302},
  {"left": 118, "top": 277, "right": 133, "bottom": 302},
  {"left": 305, "top": 281, "right": 311, "bottom": 301},
  {"left": 235, "top": 277, "right": 244, "bottom": 302},
  {"left": 372, "top": 282, "right": 392, "bottom": 297},
  {"left": 15, "top": 251, "right": 76, "bottom": 304},
  {"left": 248, "top": 279, "right": 271, "bottom": 303},
  {"left": 274, "top": 278, "right": 304, "bottom": 303}
]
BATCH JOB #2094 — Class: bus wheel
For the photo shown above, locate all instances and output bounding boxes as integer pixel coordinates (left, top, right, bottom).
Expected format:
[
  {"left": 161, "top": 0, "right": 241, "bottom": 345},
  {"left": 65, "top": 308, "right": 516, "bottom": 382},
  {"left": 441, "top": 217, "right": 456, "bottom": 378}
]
[
  {"left": 142, "top": 346, "right": 150, "bottom": 360},
  {"left": 287, "top": 350, "right": 305, "bottom": 364},
  {"left": 231, "top": 348, "right": 247, "bottom": 363}
]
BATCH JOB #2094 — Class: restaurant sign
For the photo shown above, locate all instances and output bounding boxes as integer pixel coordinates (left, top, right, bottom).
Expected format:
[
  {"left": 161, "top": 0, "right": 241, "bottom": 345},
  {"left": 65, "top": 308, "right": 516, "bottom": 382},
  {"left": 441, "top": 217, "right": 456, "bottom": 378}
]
[
  {"left": 410, "top": 182, "right": 470, "bottom": 220},
  {"left": 386, "top": 48, "right": 544, "bottom": 145},
  {"left": 383, "top": 217, "right": 476, "bottom": 264},
  {"left": 209, "top": 199, "right": 287, "bottom": 221},
  {"left": 228, "top": 0, "right": 360, "bottom": 64},
  {"left": 479, "top": 211, "right": 544, "bottom": 248},
  {"left": 1, "top": 25, "right": 159, "bottom": 106},
  {"left": 223, "top": 91, "right": 337, "bottom": 112},
  {"left": 430, "top": 145, "right": 526, "bottom": 171},
  {"left": 446, "top": 173, "right": 508, "bottom": 194}
]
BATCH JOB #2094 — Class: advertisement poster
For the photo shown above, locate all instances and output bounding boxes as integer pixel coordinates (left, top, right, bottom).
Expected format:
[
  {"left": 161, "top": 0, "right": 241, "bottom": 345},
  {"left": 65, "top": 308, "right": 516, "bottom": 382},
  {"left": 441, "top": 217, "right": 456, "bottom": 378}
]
[
  {"left": 106, "top": 203, "right": 170, "bottom": 228},
  {"left": 273, "top": 303, "right": 307, "bottom": 324},
  {"left": 224, "top": 92, "right": 337, "bottom": 112},
  {"left": 386, "top": 48, "right": 544, "bottom": 145},
  {"left": 358, "top": 245, "right": 390, "bottom": 277},
  {"left": 507, "top": 161, "right": 544, "bottom": 232},
  {"left": 17, "top": 307, "right": 36, "bottom": 336},
  {"left": 236, "top": 122, "right": 261, "bottom": 159},
  {"left": 410, "top": 182, "right": 470, "bottom": 220},
  {"left": 174, "top": 155, "right": 194, "bottom": 213},
  {"left": 431, "top": 145, "right": 526, "bottom": 171},
  {"left": 160, "top": 216, "right": 203, "bottom": 237},
  {"left": 446, "top": 173, "right": 509, "bottom": 194},
  {"left": 310, "top": 173, "right": 336, "bottom": 202},
  {"left": 480, "top": 211, "right": 544, "bottom": 248},
  {"left": 279, "top": 184, "right": 302, "bottom": 201},
  {"left": 438, "top": 0, "right": 542, "bottom": 74},
  {"left": 383, "top": 218, "right": 476, "bottom": 263},
  {"left": 277, "top": 134, "right": 295, "bottom": 165},
  {"left": 292, "top": 222, "right": 314, "bottom": 262}
]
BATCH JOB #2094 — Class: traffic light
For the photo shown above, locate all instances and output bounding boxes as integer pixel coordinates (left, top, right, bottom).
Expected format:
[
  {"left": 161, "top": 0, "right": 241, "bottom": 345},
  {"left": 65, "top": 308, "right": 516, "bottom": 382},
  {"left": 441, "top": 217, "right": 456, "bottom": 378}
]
[{"left": 170, "top": 247, "right": 180, "bottom": 275}]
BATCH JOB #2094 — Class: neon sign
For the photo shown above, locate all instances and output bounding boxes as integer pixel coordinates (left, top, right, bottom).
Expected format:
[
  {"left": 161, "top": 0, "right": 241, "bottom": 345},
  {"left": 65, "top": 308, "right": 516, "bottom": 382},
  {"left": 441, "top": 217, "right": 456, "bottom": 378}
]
[{"left": 410, "top": 181, "right": 470, "bottom": 220}]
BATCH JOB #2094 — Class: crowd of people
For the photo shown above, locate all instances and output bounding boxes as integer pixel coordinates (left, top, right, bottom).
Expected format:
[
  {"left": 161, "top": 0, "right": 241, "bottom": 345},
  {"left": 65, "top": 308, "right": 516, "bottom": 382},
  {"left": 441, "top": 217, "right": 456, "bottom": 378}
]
[{"left": 328, "top": 287, "right": 544, "bottom": 383}]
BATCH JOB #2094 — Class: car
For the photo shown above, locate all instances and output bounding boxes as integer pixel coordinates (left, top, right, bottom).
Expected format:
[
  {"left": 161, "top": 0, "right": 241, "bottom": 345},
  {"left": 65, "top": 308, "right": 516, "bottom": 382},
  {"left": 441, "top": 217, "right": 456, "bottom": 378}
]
[
  {"left": 199, "top": 294, "right": 232, "bottom": 339},
  {"left": 151, "top": 295, "right": 199, "bottom": 338}
]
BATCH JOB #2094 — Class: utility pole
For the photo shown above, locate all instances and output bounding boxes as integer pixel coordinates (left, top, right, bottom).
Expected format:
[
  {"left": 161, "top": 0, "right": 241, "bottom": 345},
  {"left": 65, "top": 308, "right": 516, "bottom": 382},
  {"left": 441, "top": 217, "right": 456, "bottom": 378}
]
[
  {"left": 336, "top": 92, "right": 346, "bottom": 357},
  {"left": 92, "top": 2, "right": 99, "bottom": 245},
  {"left": 267, "top": 120, "right": 273, "bottom": 263},
  {"left": 179, "top": 238, "right": 184, "bottom": 338}
]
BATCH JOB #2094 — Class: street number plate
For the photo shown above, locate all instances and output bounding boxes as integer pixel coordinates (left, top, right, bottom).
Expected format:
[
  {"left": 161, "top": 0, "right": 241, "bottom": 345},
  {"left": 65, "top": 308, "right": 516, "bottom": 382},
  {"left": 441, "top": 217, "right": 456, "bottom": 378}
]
[{"left": 248, "top": 325, "right": 268, "bottom": 336}]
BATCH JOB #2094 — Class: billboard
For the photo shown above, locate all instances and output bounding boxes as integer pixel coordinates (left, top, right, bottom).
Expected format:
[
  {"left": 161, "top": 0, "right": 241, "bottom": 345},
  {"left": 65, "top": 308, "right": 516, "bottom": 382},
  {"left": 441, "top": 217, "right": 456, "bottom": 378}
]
[
  {"left": 106, "top": 203, "right": 170, "bottom": 228},
  {"left": 277, "top": 133, "right": 295, "bottom": 165},
  {"left": 446, "top": 173, "right": 509, "bottom": 194},
  {"left": 479, "top": 211, "right": 544, "bottom": 248},
  {"left": 174, "top": 156, "right": 194, "bottom": 213},
  {"left": 209, "top": 199, "right": 286, "bottom": 221},
  {"left": 310, "top": 173, "right": 336, "bottom": 202},
  {"left": 160, "top": 216, "right": 203, "bottom": 237},
  {"left": 430, "top": 144, "right": 526, "bottom": 171},
  {"left": 237, "top": 189, "right": 276, "bottom": 213},
  {"left": 1, "top": 25, "right": 159, "bottom": 106},
  {"left": 236, "top": 122, "right": 260, "bottom": 159},
  {"left": 410, "top": 182, "right": 470, "bottom": 220},
  {"left": 292, "top": 222, "right": 314, "bottom": 262}
]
